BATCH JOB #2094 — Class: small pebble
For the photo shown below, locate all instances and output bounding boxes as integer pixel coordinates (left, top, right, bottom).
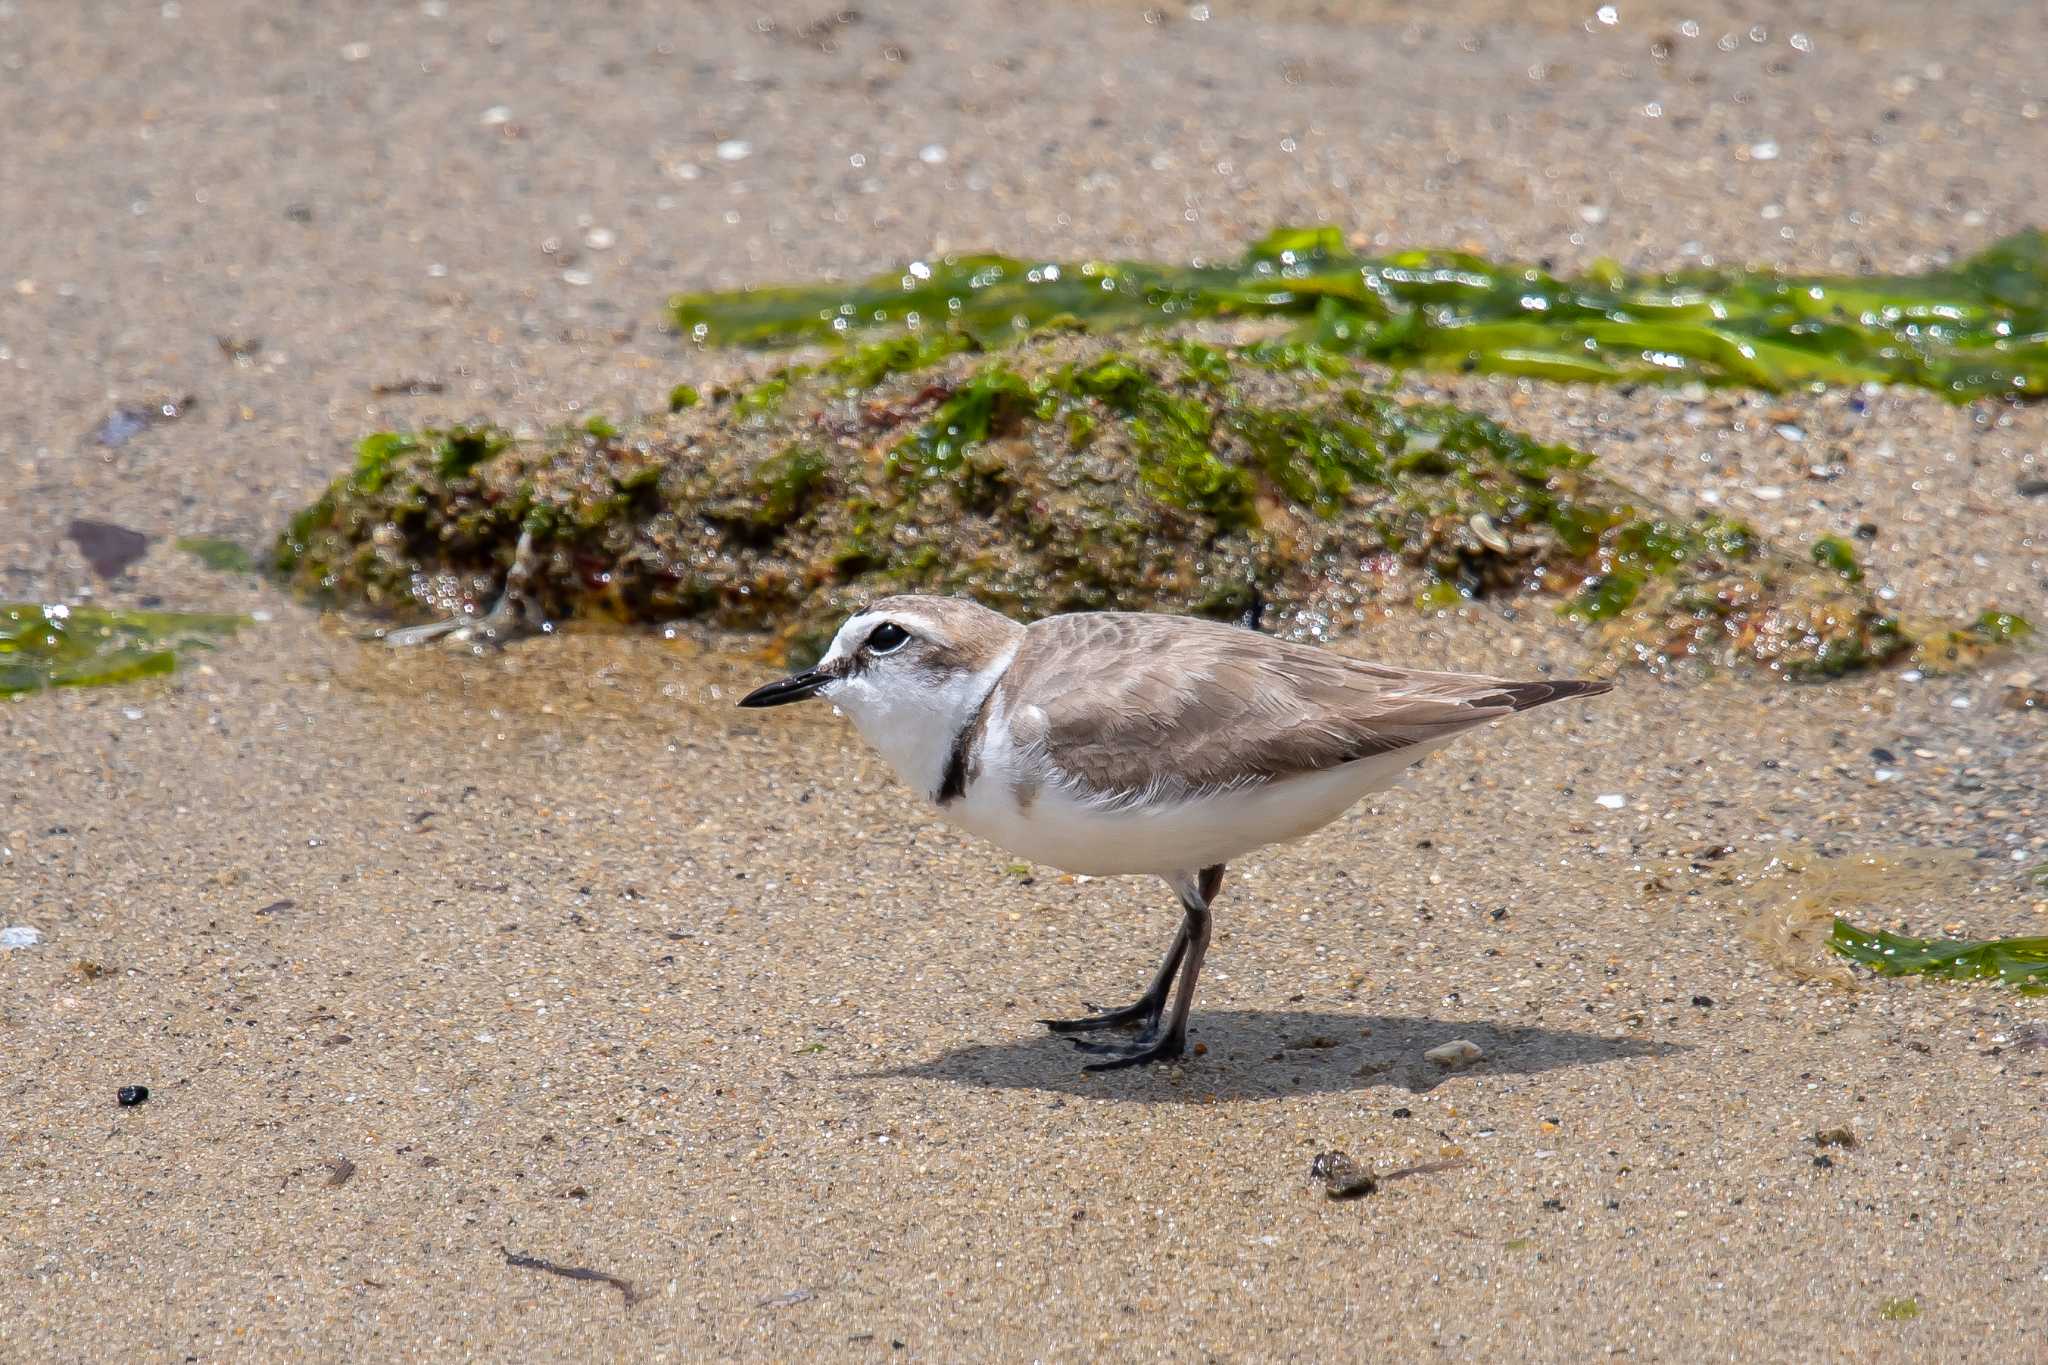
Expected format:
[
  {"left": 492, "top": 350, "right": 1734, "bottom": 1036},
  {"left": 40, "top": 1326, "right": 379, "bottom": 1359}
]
[
  {"left": 715, "top": 139, "right": 752, "bottom": 161},
  {"left": 1424, "top": 1039, "right": 1484, "bottom": 1069},
  {"left": 1594, "top": 793, "right": 1627, "bottom": 810},
  {"left": 0, "top": 925, "right": 42, "bottom": 949},
  {"left": 117, "top": 1085, "right": 150, "bottom": 1107}
]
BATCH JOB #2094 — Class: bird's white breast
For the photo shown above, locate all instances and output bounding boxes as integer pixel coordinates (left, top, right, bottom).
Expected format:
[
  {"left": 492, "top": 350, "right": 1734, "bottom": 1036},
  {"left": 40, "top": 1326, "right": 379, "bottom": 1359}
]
[{"left": 940, "top": 702, "right": 1463, "bottom": 876}]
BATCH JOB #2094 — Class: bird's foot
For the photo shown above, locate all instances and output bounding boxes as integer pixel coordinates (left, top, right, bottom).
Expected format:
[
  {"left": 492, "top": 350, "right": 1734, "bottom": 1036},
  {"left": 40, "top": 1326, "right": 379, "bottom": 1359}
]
[
  {"left": 1071, "top": 1030, "right": 1189, "bottom": 1072},
  {"left": 1042, "top": 996, "right": 1165, "bottom": 1035}
]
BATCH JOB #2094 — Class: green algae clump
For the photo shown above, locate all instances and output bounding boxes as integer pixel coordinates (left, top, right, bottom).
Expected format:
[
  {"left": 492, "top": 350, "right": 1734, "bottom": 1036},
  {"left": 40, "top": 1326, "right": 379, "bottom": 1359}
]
[
  {"left": 1, "top": 603, "right": 245, "bottom": 695},
  {"left": 1831, "top": 920, "right": 2048, "bottom": 994},
  {"left": 673, "top": 227, "right": 2048, "bottom": 402},
  {"left": 275, "top": 335, "right": 2024, "bottom": 676},
  {"left": 175, "top": 536, "right": 260, "bottom": 574}
]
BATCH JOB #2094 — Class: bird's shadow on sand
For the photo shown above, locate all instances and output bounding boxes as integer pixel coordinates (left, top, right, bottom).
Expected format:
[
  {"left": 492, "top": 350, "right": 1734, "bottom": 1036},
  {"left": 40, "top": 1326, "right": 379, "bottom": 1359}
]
[{"left": 869, "top": 1011, "right": 1682, "bottom": 1102}]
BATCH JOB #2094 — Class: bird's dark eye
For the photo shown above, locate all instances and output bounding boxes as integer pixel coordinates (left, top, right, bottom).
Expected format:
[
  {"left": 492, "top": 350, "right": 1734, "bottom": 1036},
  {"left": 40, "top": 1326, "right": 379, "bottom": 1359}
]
[{"left": 864, "top": 621, "right": 911, "bottom": 654}]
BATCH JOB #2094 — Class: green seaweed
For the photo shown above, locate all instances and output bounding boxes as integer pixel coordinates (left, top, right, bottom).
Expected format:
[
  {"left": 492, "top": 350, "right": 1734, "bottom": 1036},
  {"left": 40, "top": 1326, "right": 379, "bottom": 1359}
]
[
  {"left": 898, "top": 366, "right": 1040, "bottom": 476},
  {"left": 1907, "top": 607, "right": 2035, "bottom": 673},
  {"left": 667, "top": 384, "right": 701, "bottom": 412},
  {"left": 728, "top": 372, "right": 789, "bottom": 418},
  {"left": 672, "top": 227, "right": 2048, "bottom": 401},
  {"left": 823, "top": 330, "right": 978, "bottom": 388},
  {"left": 1830, "top": 919, "right": 2048, "bottom": 994},
  {"left": 350, "top": 431, "right": 421, "bottom": 494},
  {"left": 174, "top": 537, "right": 259, "bottom": 574},
  {"left": 1, "top": 603, "right": 246, "bottom": 696},
  {"left": 1810, "top": 535, "right": 1864, "bottom": 583},
  {"left": 1969, "top": 609, "right": 2034, "bottom": 643},
  {"left": 447, "top": 427, "right": 508, "bottom": 483},
  {"left": 743, "top": 444, "right": 829, "bottom": 532},
  {"left": 351, "top": 426, "right": 509, "bottom": 490},
  {"left": 1879, "top": 1298, "right": 1922, "bottom": 1323}
]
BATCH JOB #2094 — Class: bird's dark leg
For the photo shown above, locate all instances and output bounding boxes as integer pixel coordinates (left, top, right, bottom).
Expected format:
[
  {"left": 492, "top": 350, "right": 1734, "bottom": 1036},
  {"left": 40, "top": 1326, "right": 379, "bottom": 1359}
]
[
  {"left": 1042, "top": 920, "right": 1188, "bottom": 1035},
  {"left": 1048, "top": 864, "right": 1225, "bottom": 1070}
]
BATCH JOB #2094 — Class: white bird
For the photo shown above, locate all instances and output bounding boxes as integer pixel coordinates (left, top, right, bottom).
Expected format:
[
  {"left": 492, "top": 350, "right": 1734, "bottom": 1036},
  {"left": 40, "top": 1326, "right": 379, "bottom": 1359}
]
[{"left": 740, "top": 595, "right": 1611, "bottom": 1070}]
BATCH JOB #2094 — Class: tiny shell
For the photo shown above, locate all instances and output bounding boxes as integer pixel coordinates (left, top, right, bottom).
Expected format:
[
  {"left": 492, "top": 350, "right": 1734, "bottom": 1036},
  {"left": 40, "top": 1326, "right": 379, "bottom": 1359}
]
[{"left": 1424, "top": 1039, "right": 1484, "bottom": 1069}]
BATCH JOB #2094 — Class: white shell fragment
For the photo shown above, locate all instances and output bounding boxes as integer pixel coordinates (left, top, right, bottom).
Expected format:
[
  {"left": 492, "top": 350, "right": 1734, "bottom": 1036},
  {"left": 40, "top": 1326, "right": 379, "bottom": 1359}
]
[{"left": 1424, "top": 1039, "right": 1484, "bottom": 1069}]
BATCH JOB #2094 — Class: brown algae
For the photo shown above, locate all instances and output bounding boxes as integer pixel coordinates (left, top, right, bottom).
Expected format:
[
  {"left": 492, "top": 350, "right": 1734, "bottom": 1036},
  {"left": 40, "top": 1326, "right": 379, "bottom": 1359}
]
[
  {"left": 1728, "top": 847, "right": 2048, "bottom": 993},
  {"left": 1730, "top": 847, "right": 1973, "bottom": 987},
  {"left": 1, "top": 602, "right": 246, "bottom": 695},
  {"left": 671, "top": 227, "right": 2048, "bottom": 401},
  {"left": 276, "top": 335, "right": 2029, "bottom": 674}
]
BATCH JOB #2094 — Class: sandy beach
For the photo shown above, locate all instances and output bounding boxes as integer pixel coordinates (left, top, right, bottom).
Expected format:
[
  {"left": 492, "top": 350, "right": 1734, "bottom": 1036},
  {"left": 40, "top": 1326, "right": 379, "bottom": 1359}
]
[{"left": 3, "top": 1, "right": 2046, "bottom": 1359}]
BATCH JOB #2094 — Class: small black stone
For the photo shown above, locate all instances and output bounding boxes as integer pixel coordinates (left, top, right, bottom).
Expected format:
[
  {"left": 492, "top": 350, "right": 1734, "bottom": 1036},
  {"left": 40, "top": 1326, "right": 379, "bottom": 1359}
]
[
  {"left": 1391, "top": 1107, "right": 1412, "bottom": 1119},
  {"left": 1691, "top": 995, "right": 1715, "bottom": 1007},
  {"left": 117, "top": 1085, "right": 149, "bottom": 1107},
  {"left": 1869, "top": 747, "right": 1898, "bottom": 764},
  {"left": 1541, "top": 1198, "right": 1565, "bottom": 1212},
  {"left": 1813, "top": 1154, "right": 1834, "bottom": 1169},
  {"left": 2018, "top": 478, "right": 2048, "bottom": 498}
]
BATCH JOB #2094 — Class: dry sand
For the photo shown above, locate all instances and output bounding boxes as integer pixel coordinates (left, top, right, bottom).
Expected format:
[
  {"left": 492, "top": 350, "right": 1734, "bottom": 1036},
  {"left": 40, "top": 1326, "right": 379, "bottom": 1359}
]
[{"left": 4, "top": 1, "right": 2047, "bottom": 1359}]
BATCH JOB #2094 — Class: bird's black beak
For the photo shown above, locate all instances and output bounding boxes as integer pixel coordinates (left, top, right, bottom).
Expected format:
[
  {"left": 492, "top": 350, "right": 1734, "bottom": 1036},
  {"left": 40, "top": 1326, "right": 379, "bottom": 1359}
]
[{"left": 736, "top": 668, "right": 833, "bottom": 708}]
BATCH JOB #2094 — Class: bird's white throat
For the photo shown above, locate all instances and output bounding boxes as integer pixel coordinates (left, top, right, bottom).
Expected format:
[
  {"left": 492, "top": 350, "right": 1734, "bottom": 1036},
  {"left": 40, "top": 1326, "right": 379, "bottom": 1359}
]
[{"left": 827, "top": 637, "right": 1019, "bottom": 798}]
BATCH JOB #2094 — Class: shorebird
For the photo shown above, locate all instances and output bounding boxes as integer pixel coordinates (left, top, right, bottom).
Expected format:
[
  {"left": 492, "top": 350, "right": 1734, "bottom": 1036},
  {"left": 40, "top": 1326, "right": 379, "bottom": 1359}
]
[{"left": 739, "top": 595, "right": 1611, "bottom": 1070}]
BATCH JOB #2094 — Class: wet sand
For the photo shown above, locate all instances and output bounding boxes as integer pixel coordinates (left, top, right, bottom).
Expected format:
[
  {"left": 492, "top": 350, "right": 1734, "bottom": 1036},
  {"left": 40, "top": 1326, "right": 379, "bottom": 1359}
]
[{"left": 4, "top": 1, "right": 2047, "bottom": 1359}]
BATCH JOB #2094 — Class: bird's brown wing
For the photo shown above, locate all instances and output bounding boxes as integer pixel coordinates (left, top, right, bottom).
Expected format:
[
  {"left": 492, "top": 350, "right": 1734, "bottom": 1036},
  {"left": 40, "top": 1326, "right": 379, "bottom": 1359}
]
[{"left": 1002, "top": 612, "right": 1606, "bottom": 799}]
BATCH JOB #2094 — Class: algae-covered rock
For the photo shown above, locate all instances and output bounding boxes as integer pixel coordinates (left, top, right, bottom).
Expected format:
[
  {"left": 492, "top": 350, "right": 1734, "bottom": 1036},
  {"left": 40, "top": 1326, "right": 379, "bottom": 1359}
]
[{"left": 276, "top": 334, "right": 2027, "bottom": 674}]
